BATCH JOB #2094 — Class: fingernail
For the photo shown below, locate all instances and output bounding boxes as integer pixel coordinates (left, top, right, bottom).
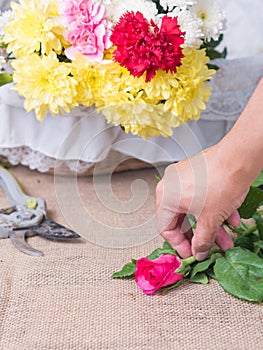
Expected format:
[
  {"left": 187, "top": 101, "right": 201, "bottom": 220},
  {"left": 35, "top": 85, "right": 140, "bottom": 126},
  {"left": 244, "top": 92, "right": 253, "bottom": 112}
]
[{"left": 195, "top": 251, "right": 209, "bottom": 261}]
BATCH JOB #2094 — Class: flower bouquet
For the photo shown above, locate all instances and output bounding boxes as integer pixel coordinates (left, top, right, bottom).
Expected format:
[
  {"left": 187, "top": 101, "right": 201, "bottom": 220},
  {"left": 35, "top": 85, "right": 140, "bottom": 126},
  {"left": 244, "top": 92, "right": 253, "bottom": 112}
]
[{"left": 0, "top": 0, "right": 227, "bottom": 140}]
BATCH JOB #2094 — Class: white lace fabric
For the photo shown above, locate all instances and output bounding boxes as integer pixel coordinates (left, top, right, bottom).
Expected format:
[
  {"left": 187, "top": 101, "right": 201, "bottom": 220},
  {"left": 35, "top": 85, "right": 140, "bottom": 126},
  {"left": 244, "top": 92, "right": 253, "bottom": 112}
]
[{"left": 0, "top": 146, "right": 96, "bottom": 173}]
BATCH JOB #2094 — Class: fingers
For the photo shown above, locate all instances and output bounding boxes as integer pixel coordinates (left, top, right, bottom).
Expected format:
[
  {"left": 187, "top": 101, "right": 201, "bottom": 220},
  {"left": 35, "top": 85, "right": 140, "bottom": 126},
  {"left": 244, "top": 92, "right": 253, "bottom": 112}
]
[
  {"left": 215, "top": 226, "right": 234, "bottom": 251},
  {"left": 227, "top": 210, "right": 241, "bottom": 227},
  {"left": 192, "top": 216, "right": 218, "bottom": 260},
  {"left": 156, "top": 174, "right": 193, "bottom": 258},
  {"left": 162, "top": 229, "right": 192, "bottom": 258},
  {"left": 192, "top": 216, "right": 235, "bottom": 260},
  {"left": 160, "top": 214, "right": 192, "bottom": 258}
]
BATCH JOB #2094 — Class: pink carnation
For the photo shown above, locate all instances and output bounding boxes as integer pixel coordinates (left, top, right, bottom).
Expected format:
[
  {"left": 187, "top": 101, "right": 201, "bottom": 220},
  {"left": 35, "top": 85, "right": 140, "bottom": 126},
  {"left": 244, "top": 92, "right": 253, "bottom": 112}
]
[
  {"left": 111, "top": 12, "right": 185, "bottom": 82},
  {"left": 62, "top": 0, "right": 111, "bottom": 61}
]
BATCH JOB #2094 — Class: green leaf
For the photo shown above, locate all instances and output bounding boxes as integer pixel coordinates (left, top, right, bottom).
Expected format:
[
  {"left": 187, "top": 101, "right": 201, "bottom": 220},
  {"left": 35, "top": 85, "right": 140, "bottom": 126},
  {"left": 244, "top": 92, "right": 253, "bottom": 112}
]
[
  {"left": 202, "top": 35, "right": 227, "bottom": 60},
  {"left": 0, "top": 73, "right": 13, "bottom": 86},
  {"left": 234, "top": 234, "right": 257, "bottom": 251},
  {"left": 205, "top": 49, "right": 222, "bottom": 60},
  {"left": 206, "top": 48, "right": 227, "bottom": 60},
  {"left": 0, "top": 42, "right": 8, "bottom": 49},
  {"left": 190, "top": 272, "right": 209, "bottom": 284},
  {"left": 232, "top": 221, "right": 252, "bottom": 235},
  {"left": 238, "top": 187, "right": 263, "bottom": 219},
  {"left": 254, "top": 241, "right": 263, "bottom": 249},
  {"left": 221, "top": 47, "right": 228, "bottom": 59},
  {"left": 162, "top": 279, "right": 183, "bottom": 295},
  {"left": 112, "top": 261, "right": 136, "bottom": 279},
  {"left": 191, "top": 253, "right": 222, "bottom": 279},
  {"left": 205, "top": 34, "right": 224, "bottom": 48},
  {"left": 155, "top": 174, "right": 161, "bottom": 182},
  {"left": 147, "top": 248, "right": 177, "bottom": 260},
  {"left": 253, "top": 213, "right": 263, "bottom": 240},
  {"left": 252, "top": 170, "right": 263, "bottom": 187},
  {"left": 162, "top": 240, "right": 176, "bottom": 251},
  {"left": 175, "top": 264, "right": 192, "bottom": 276},
  {"left": 207, "top": 63, "right": 219, "bottom": 71},
  {"left": 187, "top": 214, "right": 196, "bottom": 229},
  {"left": 206, "top": 267, "right": 216, "bottom": 280},
  {"left": 214, "top": 248, "right": 263, "bottom": 302}
]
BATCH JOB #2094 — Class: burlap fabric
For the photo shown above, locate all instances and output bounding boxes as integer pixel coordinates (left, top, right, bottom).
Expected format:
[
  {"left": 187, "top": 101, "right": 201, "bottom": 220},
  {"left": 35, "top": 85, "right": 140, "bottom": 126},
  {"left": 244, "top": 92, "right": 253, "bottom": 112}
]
[{"left": 0, "top": 166, "right": 262, "bottom": 350}]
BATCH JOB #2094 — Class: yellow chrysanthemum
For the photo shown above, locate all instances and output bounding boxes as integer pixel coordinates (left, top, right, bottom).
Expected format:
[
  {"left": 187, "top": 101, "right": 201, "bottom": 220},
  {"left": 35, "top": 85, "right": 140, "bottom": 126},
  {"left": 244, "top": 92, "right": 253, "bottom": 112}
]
[
  {"left": 70, "top": 55, "right": 108, "bottom": 108},
  {"left": 101, "top": 103, "right": 180, "bottom": 139},
  {"left": 4, "top": 0, "right": 68, "bottom": 57},
  {"left": 97, "top": 61, "right": 150, "bottom": 106},
  {"left": 12, "top": 52, "right": 78, "bottom": 120},
  {"left": 164, "top": 48, "right": 215, "bottom": 123},
  {"left": 98, "top": 67, "right": 175, "bottom": 138},
  {"left": 143, "top": 70, "right": 173, "bottom": 101}
]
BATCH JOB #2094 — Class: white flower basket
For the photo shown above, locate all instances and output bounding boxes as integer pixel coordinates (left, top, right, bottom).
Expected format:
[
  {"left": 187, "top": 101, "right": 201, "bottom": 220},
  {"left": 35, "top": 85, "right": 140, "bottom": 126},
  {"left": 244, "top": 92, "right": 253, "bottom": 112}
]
[{"left": 1, "top": 55, "right": 263, "bottom": 175}]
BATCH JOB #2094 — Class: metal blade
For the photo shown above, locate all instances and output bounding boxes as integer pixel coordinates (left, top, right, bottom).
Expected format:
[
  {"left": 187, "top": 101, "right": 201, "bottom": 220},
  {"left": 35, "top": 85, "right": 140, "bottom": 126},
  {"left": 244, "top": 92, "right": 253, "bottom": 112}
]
[
  {"left": 29, "top": 218, "right": 81, "bottom": 240},
  {"left": 9, "top": 230, "right": 43, "bottom": 257}
]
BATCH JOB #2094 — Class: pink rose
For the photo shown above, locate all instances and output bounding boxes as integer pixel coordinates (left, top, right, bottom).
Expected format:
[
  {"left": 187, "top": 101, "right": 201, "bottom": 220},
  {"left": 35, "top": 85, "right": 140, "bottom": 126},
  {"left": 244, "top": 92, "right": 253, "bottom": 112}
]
[{"left": 135, "top": 254, "right": 184, "bottom": 295}]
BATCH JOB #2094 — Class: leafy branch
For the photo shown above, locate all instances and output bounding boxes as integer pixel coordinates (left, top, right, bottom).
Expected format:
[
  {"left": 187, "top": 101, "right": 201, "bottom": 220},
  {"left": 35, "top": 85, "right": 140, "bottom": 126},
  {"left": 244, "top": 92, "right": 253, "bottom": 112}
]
[{"left": 112, "top": 171, "right": 263, "bottom": 302}]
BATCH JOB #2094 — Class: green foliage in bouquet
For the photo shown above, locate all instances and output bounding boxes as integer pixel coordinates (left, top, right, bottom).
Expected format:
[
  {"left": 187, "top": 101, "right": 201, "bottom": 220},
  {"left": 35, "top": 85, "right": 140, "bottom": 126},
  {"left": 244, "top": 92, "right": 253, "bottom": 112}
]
[{"left": 201, "top": 34, "right": 227, "bottom": 70}]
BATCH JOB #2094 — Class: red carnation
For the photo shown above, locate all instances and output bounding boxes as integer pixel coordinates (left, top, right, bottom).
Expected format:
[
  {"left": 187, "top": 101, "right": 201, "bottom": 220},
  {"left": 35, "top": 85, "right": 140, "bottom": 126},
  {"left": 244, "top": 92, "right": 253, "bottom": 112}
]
[{"left": 110, "top": 12, "right": 185, "bottom": 82}]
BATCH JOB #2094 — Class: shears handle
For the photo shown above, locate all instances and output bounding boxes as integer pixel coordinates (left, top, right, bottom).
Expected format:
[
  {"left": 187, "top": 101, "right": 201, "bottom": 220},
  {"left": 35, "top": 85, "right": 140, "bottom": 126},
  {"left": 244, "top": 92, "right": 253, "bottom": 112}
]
[
  {"left": 0, "top": 166, "right": 46, "bottom": 229},
  {"left": 0, "top": 166, "right": 44, "bottom": 210}
]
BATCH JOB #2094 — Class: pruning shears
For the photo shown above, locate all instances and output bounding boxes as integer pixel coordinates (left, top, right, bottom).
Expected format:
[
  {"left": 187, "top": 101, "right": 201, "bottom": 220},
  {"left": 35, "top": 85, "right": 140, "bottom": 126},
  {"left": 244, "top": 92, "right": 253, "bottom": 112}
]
[{"left": 0, "top": 166, "right": 81, "bottom": 256}]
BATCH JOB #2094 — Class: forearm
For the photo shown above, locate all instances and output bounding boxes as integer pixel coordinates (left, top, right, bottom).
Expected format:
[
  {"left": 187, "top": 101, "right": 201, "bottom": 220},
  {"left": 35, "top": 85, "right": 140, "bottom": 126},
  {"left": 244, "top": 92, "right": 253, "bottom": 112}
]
[{"left": 218, "top": 77, "right": 263, "bottom": 183}]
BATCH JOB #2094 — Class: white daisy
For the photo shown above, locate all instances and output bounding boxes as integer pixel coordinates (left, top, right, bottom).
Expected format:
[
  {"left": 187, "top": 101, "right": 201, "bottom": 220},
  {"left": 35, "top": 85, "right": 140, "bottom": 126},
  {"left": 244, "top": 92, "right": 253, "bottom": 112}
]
[
  {"left": 102, "top": 0, "right": 158, "bottom": 23},
  {"left": 190, "top": 0, "right": 226, "bottom": 41}
]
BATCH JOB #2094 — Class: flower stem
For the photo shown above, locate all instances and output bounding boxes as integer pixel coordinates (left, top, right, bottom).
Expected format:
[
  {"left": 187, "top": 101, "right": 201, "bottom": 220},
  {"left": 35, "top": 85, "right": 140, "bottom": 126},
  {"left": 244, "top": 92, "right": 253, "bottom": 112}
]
[
  {"left": 227, "top": 222, "right": 258, "bottom": 236},
  {"left": 237, "top": 225, "right": 257, "bottom": 236},
  {"left": 181, "top": 256, "right": 196, "bottom": 265}
]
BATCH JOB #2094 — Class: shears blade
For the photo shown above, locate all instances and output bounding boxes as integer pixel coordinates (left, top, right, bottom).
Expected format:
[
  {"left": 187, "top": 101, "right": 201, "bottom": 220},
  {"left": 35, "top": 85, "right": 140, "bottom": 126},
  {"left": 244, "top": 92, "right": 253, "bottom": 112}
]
[{"left": 28, "top": 218, "right": 81, "bottom": 240}]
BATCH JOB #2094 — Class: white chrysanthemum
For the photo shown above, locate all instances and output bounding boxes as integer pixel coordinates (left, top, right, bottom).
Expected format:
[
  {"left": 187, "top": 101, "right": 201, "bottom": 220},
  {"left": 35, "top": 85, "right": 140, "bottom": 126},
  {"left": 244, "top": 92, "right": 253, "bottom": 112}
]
[
  {"left": 0, "top": 10, "right": 13, "bottom": 37},
  {"left": 159, "top": 0, "right": 196, "bottom": 11},
  {"left": 190, "top": 0, "right": 226, "bottom": 41},
  {"left": 161, "top": 7, "right": 203, "bottom": 48},
  {"left": 102, "top": 0, "right": 158, "bottom": 23}
]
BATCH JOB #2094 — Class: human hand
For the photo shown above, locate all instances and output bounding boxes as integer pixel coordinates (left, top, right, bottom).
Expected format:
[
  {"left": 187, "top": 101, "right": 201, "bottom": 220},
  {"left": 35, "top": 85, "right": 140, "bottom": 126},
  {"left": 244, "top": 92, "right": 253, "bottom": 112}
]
[{"left": 156, "top": 144, "right": 251, "bottom": 260}]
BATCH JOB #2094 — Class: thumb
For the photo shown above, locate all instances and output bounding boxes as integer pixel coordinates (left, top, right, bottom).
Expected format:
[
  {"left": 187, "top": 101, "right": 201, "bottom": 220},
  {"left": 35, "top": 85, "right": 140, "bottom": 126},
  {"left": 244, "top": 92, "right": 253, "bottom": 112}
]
[{"left": 192, "top": 215, "right": 218, "bottom": 261}]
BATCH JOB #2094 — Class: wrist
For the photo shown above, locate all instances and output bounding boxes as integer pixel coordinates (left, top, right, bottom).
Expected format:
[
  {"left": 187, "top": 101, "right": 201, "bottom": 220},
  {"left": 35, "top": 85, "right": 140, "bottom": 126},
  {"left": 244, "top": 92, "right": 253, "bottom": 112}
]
[
  {"left": 216, "top": 76, "right": 263, "bottom": 185},
  {"left": 217, "top": 136, "right": 261, "bottom": 188}
]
